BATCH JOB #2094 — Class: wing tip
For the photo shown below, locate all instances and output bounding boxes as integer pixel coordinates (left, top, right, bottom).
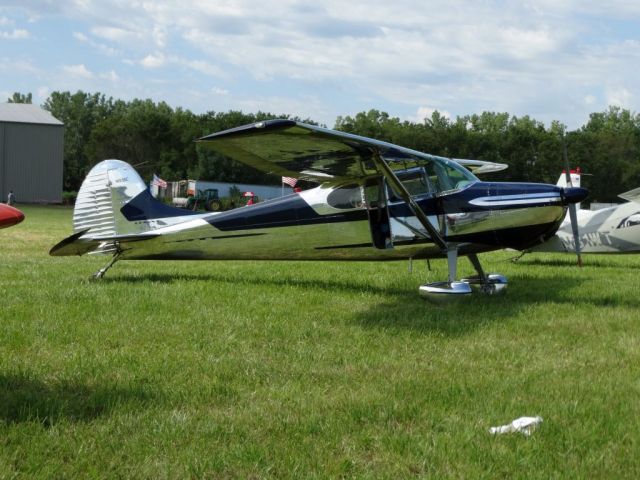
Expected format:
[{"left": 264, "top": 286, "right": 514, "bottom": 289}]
[{"left": 198, "top": 119, "right": 297, "bottom": 142}]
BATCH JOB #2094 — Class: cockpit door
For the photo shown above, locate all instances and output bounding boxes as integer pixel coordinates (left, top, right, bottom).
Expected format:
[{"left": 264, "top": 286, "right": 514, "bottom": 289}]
[
  {"left": 385, "top": 167, "right": 441, "bottom": 243},
  {"left": 363, "top": 178, "right": 393, "bottom": 249}
]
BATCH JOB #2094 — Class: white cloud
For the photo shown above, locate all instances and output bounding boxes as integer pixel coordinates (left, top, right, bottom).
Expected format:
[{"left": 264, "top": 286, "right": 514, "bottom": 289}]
[
  {"left": 91, "top": 25, "right": 138, "bottom": 43},
  {"left": 73, "top": 30, "right": 119, "bottom": 56},
  {"left": 183, "top": 59, "right": 225, "bottom": 77},
  {"left": 100, "top": 70, "right": 120, "bottom": 82},
  {"left": 73, "top": 31, "right": 88, "bottom": 42},
  {"left": 37, "top": 86, "right": 49, "bottom": 99},
  {"left": 141, "top": 52, "right": 166, "bottom": 68},
  {"left": 606, "top": 88, "right": 633, "bottom": 107},
  {"left": 0, "top": 57, "right": 39, "bottom": 75},
  {"left": 236, "top": 94, "right": 330, "bottom": 121},
  {"left": 584, "top": 94, "right": 597, "bottom": 105},
  {"left": 212, "top": 87, "right": 229, "bottom": 96},
  {"left": 139, "top": 52, "right": 226, "bottom": 78},
  {"left": 152, "top": 24, "right": 167, "bottom": 48},
  {"left": 1, "top": 28, "right": 29, "bottom": 39},
  {"left": 3, "top": 0, "right": 640, "bottom": 128},
  {"left": 63, "top": 64, "right": 94, "bottom": 78},
  {"left": 408, "top": 106, "right": 452, "bottom": 124}
]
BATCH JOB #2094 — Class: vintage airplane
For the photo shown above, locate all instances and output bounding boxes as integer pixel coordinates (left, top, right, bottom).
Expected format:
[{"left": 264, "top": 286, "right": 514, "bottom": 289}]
[
  {"left": 0, "top": 203, "right": 24, "bottom": 229},
  {"left": 50, "top": 120, "right": 587, "bottom": 300},
  {"left": 526, "top": 169, "right": 640, "bottom": 255}
]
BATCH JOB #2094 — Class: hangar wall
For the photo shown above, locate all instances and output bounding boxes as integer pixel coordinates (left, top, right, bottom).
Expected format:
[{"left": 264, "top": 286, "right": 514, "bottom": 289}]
[{"left": 0, "top": 108, "right": 64, "bottom": 204}]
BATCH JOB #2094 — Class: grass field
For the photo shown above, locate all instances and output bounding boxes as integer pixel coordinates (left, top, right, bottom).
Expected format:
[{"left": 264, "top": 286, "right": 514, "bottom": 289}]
[{"left": 1, "top": 205, "right": 639, "bottom": 478}]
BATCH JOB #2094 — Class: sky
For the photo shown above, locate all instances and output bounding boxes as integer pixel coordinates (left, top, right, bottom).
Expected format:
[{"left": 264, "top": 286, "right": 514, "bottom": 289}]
[{"left": 1, "top": 0, "right": 639, "bottom": 129}]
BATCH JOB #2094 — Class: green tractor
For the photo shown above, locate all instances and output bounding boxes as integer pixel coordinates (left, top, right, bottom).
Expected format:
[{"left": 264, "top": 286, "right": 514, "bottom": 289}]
[{"left": 186, "top": 189, "right": 221, "bottom": 211}]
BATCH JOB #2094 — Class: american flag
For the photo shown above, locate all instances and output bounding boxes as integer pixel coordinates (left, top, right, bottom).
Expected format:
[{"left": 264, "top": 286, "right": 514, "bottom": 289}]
[
  {"left": 152, "top": 174, "right": 167, "bottom": 189},
  {"left": 282, "top": 176, "right": 297, "bottom": 187}
]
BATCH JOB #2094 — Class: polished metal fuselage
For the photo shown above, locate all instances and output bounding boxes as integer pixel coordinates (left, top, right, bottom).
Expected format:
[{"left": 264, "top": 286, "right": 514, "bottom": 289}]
[{"left": 115, "top": 182, "right": 568, "bottom": 262}]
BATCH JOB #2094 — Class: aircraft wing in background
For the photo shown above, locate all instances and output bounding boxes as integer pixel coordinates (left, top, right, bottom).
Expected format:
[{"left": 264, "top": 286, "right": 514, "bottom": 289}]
[{"left": 619, "top": 187, "right": 640, "bottom": 204}]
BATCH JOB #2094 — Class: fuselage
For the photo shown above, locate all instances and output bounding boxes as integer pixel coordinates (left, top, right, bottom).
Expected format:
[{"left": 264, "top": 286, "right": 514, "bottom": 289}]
[
  {"left": 116, "top": 180, "right": 570, "bottom": 261},
  {"left": 534, "top": 202, "right": 640, "bottom": 253}
]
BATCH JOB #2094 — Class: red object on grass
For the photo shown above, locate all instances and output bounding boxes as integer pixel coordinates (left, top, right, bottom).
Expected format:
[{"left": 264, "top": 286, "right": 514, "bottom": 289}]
[{"left": 0, "top": 204, "right": 25, "bottom": 229}]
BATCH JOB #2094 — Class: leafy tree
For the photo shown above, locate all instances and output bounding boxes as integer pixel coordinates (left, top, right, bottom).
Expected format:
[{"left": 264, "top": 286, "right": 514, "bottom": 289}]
[
  {"left": 36, "top": 88, "right": 640, "bottom": 204},
  {"left": 43, "top": 91, "right": 115, "bottom": 190},
  {"left": 7, "top": 92, "right": 32, "bottom": 103}
]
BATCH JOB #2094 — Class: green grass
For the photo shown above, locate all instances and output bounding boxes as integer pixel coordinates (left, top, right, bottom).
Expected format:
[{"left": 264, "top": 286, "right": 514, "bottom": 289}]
[{"left": 1, "top": 205, "right": 640, "bottom": 478}]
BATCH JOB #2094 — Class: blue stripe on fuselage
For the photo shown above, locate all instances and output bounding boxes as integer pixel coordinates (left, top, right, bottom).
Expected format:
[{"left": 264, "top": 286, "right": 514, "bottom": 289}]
[
  {"left": 206, "top": 194, "right": 368, "bottom": 231},
  {"left": 121, "top": 182, "right": 565, "bottom": 230}
]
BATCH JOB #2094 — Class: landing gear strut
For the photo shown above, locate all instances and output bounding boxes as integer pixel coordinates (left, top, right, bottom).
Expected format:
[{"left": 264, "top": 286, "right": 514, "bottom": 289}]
[
  {"left": 92, "top": 251, "right": 121, "bottom": 279},
  {"left": 418, "top": 248, "right": 507, "bottom": 302}
]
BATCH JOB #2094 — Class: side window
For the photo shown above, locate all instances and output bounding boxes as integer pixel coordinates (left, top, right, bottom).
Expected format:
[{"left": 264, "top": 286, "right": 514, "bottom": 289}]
[
  {"left": 327, "top": 184, "right": 363, "bottom": 209},
  {"left": 387, "top": 168, "right": 433, "bottom": 202},
  {"left": 364, "top": 179, "right": 385, "bottom": 209}
]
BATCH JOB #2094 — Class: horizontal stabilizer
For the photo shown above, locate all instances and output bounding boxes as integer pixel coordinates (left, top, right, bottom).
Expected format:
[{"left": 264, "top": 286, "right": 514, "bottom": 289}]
[
  {"left": 50, "top": 229, "right": 158, "bottom": 257},
  {"left": 619, "top": 187, "right": 640, "bottom": 204}
]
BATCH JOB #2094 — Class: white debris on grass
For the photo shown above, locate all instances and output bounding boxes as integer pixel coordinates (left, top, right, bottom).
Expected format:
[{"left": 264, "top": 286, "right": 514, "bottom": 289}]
[{"left": 489, "top": 416, "right": 543, "bottom": 436}]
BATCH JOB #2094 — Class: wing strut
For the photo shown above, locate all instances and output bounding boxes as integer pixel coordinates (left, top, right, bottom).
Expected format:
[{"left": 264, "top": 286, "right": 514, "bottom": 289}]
[{"left": 371, "top": 153, "right": 447, "bottom": 251}]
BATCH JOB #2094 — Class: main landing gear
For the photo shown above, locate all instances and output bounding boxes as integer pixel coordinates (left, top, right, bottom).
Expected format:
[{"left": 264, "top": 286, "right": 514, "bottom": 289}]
[{"left": 418, "top": 248, "right": 507, "bottom": 302}]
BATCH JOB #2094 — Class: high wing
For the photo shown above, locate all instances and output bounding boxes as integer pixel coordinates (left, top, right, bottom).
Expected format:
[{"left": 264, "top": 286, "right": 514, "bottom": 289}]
[{"left": 198, "top": 119, "right": 478, "bottom": 183}]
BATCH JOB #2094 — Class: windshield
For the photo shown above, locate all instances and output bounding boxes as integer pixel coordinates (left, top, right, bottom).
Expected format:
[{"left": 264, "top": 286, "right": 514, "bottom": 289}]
[{"left": 428, "top": 158, "right": 477, "bottom": 194}]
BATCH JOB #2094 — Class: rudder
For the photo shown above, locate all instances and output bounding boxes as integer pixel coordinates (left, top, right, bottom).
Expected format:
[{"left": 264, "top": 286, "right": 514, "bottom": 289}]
[{"left": 73, "top": 159, "right": 150, "bottom": 237}]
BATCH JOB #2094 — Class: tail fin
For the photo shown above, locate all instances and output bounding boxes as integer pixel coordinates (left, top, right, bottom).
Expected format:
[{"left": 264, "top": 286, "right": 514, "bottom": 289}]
[
  {"left": 52, "top": 159, "right": 197, "bottom": 256},
  {"left": 73, "top": 159, "right": 146, "bottom": 237},
  {"left": 556, "top": 168, "right": 581, "bottom": 188},
  {"left": 556, "top": 168, "right": 582, "bottom": 211}
]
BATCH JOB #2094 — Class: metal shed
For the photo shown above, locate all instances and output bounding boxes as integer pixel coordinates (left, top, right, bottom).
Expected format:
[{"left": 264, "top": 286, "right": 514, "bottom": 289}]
[{"left": 0, "top": 103, "right": 64, "bottom": 203}]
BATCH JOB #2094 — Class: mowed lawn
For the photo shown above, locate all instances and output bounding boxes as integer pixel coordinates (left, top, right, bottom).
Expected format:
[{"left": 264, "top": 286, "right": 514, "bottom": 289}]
[{"left": 1, "top": 205, "right": 639, "bottom": 478}]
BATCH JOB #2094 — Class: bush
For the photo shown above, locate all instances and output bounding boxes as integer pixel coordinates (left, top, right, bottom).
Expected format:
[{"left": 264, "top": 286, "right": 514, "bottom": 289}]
[{"left": 62, "top": 191, "right": 78, "bottom": 205}]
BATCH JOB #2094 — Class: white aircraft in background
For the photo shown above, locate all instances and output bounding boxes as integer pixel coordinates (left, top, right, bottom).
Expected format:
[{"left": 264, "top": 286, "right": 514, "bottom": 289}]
[{"left": 527, "top": 169, "right": 640, "bottom": 254}]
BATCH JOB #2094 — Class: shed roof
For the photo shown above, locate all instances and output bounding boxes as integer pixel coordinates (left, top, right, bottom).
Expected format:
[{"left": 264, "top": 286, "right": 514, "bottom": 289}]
[{"left": 0, "top": 103, "right": 63, "bottom": 126}]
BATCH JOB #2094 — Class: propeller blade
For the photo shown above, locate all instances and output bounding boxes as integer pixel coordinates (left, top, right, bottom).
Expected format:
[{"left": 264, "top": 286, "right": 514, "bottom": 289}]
[
  {"left": 562, "top": 137, "right": 582, "bottom": 267},
  {"left": 567, "top": 202, "right": 582, "bottom": 267}
]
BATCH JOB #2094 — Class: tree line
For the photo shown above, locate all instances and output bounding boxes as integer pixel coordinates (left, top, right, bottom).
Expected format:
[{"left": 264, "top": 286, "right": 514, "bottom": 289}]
[{"left": 8, "top": 91, "right": 640, "bottom": 203}]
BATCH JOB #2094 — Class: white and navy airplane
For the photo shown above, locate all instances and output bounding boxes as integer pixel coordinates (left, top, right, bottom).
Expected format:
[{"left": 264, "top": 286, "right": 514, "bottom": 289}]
[{"left": 50, "top": 120, "right": 587, "bottom": 300}]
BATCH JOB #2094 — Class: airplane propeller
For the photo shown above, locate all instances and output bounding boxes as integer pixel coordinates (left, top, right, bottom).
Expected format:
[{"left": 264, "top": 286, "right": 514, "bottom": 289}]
[{"left": 562, "top": 137, "right": 583, "bottom": 267}]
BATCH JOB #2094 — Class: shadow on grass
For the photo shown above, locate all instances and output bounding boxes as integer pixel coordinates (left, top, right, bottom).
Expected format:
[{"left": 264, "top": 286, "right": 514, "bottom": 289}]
[
  {"left": 101, "top": 270, "right": 640, "bottom": 335},
  {"left": 351, "top": 274, "right": 591, "bottom": 335},
  {"left": 101, "top": 272, "right": 414, "bottom": 297},
  {"left": 510, "top": 255, "right": 640, "bottom": 269},
  {"left": 0, "top": 373, "right": 153, "bottom": 426}
]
